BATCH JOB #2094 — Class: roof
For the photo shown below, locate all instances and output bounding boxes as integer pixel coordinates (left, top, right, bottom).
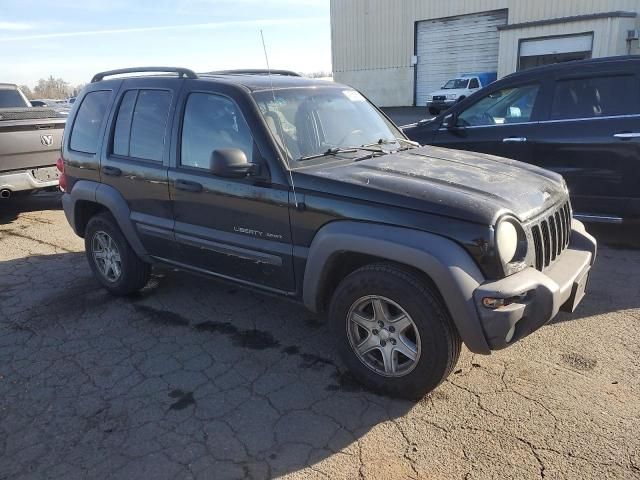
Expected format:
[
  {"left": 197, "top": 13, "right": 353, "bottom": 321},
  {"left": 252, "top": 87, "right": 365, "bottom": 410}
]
[
  {"left": 0, "top": 83, "right": 18, "bottom": 90},
  {"left": 198, "top": 72, "right": 337, "bottom": 92},
  {"left": 504, "top": 55, "right": 640, "bottom": 79},
  {"left": 89, "top": 67, "right": 339, "bottom": 92}
]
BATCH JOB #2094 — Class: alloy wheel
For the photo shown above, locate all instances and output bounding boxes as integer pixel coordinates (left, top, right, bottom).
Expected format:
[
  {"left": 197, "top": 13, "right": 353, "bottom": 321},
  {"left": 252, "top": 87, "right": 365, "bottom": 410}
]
[
  {"left": 91, "top": 231, "right": 122, "bottom": 283},
  {"left": 346, "top": 295, "right": 421, "bottom": 377}
]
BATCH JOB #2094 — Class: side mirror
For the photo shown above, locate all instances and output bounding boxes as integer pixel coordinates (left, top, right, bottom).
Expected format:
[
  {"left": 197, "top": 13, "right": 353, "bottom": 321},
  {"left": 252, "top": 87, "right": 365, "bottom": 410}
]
[
  {"left": 209, "top": 149, "right": 260, "bottom": 178},
  {"left": 442, "top": 112, "right": 458, "bottom": 130}
]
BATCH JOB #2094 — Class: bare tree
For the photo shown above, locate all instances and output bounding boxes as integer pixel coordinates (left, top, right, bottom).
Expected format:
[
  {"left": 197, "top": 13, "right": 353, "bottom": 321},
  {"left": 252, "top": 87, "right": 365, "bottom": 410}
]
[
  {"left": 33, "top": 76, "right": 73, "bottom": 99},
  {"left": 19, "top": 85, "right": 34, "bottom": 100}
]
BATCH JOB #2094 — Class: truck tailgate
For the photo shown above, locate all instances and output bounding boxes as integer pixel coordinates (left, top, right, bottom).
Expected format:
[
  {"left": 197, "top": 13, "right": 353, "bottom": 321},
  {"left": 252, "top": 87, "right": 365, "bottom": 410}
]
[{"left": 0, "top": 110, "right": 66, "bottom": 172}]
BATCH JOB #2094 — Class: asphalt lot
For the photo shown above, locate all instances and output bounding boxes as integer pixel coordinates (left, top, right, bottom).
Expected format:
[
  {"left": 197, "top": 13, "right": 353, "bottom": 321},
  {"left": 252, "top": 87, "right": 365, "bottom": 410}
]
[
  {"left": 1, "top": 192, "right": 639, "bottom": 479},
  {"left": 381, "top": 107, "right": 431, "bottom": 127}
]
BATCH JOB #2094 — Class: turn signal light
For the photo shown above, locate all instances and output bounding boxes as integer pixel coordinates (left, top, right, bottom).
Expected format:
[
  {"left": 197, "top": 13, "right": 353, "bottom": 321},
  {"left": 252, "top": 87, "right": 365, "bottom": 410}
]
[{"left": 482, "top": 297, "right": 506, "bottom": 309}]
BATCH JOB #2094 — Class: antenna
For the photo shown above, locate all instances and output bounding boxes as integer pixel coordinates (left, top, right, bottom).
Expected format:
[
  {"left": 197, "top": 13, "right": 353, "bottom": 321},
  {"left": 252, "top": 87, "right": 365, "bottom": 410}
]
[
  {"left": 260, "top": 29, "right": 299, "bottom": 209},
  {"left": 260, "top": 30, "right": 276, "bottom": 103}
]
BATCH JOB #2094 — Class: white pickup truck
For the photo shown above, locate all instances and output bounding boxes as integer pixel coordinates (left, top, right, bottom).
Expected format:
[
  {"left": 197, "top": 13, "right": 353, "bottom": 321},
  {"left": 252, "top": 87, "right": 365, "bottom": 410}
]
[
  {"left": 0, "top": 83, "right": 66, "bottom": 199},
  {"left": 426, "top": 72, "right": 497, "bottom": 115}
]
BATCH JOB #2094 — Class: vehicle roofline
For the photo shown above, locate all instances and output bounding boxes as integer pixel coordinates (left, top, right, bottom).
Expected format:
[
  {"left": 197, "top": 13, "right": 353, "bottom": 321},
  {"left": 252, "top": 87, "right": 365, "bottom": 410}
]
[{"left": 504, "top": 55, "right": 640, "bottom": 79}]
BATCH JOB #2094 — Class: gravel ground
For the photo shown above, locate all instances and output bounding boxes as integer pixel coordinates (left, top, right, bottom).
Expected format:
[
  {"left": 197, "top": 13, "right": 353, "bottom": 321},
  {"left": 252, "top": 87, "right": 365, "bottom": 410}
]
[{"left": 0, "top": 192, "right": 639, "bottom": 479}]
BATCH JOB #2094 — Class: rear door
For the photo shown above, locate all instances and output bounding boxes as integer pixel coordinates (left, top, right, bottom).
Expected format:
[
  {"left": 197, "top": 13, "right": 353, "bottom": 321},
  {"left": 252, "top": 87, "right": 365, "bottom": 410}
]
[
  {"left": 431, "top": 81, "right": 546, "bottom": 163},
  {"left": 167, "top": 82, "right": 295, "bottom": 292},
  {"left": 99, "top": 78, "right": 181, "bottom": 258},
  {"left": 533, "top": 69, "right": 640, "bottom": 218}
]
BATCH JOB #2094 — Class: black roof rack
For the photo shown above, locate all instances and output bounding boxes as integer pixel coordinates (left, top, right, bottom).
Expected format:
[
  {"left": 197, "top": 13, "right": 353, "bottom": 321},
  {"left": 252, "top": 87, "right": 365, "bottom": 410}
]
[
  {"left": 91, "top": 67, "right": 198, "bottom": 83},
  {"left": 504, "top": 55, "right": 640, "bottom": 79},
  {"left": 206, "top": 69, "right": 301, "bottom": 77}
]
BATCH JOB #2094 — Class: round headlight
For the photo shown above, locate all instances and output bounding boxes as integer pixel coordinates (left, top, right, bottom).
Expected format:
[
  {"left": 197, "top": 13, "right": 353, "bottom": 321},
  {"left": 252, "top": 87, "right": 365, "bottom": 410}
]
[{"left": 496, "top": 219, "right": 519, "bottom": 263}]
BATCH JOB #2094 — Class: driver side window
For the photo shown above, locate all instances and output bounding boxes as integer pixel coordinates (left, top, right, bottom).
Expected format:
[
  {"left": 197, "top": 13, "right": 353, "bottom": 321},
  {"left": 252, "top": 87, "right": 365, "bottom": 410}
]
[
  {"left": 181, "top": 93, "right": 253, "bottom": 169},
  {"left": 457, "top": 84, "right": 540, "bottom": 127}
]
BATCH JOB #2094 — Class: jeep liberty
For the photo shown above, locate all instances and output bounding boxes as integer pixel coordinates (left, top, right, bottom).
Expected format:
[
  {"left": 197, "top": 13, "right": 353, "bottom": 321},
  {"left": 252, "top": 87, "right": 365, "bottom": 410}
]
[{"left": 60, "top": 67, "right": 597, "bottom": 399}]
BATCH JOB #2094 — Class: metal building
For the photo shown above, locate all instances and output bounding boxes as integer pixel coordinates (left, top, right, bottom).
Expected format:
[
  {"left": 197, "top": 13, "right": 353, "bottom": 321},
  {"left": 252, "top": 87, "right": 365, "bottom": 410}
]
[{"left": 330, "top": 0, "right": 640, "bottom": 106}]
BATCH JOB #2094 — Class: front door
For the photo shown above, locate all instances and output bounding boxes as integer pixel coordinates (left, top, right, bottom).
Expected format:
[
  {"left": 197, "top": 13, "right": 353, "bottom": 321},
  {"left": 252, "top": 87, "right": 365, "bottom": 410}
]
[
  {"left": 168, "top": 88, "right": 295, "bottom": 292},
  {"left": 99, "top": 78, "right": 181, "bottom": 258},
  {"left": 532, "top": 72, "right": 640, "bottom": 218},
  {"left": 432, "top": 82, "right": 544, "bottom": 164}
]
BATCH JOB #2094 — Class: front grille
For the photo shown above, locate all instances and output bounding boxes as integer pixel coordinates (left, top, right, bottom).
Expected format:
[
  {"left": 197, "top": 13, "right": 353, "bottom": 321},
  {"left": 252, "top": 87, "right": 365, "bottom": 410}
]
[
  {"left": 530, "top": 201, "right": 572, "bottom": 271},
  {"left": 433, "top": 95, "right": 446, "bottom": 101}
]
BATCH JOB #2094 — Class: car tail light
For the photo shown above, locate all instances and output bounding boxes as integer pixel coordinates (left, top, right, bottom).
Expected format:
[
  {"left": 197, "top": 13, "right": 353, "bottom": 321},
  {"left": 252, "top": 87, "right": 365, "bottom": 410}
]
[{"left": 56, "top": 157, "right": 67, "bottom": 192}]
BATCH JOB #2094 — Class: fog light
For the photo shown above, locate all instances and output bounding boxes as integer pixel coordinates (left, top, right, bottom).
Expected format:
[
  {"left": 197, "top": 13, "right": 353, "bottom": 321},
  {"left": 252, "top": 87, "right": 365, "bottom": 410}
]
[{"left": 482, "top": 297, "right": 505, "bottom": 309}]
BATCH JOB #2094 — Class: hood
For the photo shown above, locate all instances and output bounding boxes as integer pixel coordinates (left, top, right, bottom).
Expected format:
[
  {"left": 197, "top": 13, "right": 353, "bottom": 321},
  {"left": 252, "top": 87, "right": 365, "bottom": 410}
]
[
  {"left": 298, "top": 145, "right": 567, "bottom": 225},
  {"left": 429, "top": 88, "right": 467, "bottom": 96}
]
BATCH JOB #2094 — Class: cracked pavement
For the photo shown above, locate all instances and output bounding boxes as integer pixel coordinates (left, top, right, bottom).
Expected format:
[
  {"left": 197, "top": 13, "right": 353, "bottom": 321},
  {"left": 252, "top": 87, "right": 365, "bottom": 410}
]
[{"left": 0, "top": 192, "right": 639, "bottom": 479}]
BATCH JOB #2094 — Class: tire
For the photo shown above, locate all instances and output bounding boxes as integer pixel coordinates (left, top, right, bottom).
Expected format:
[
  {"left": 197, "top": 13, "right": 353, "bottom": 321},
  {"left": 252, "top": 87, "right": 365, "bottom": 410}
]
[
  {"left": 329, "top": 263, "right": 461, "bottom": 399},
  {"left": 428, "top": 107, "right": 439, "bottom": 116},
  {"left": 84, "top": 212, "right": 151, "bottom": 296}
]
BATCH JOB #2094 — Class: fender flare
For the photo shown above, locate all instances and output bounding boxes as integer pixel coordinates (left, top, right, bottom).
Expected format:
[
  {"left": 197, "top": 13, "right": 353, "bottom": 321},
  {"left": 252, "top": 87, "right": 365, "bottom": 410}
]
[
  {"left": 302, "top": 221, "right": 491, "bottom": 354},
  {"left": 63, "top": 180, "right": 149, "bottom": 259}
]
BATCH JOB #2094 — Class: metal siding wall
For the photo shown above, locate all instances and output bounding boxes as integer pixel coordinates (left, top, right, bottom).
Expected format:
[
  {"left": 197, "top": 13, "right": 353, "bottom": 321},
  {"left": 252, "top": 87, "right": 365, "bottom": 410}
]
[{"left": 331, "top": 0, "right": 640, "bottom": 105}]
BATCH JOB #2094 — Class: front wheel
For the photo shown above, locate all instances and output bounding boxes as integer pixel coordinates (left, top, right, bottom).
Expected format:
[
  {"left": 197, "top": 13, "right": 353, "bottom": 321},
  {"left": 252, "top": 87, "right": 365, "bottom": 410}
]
[
  {"left": 329, "top": 263, "right": 461, "bottom": 399},
  {"left": 85, "top": 212, "right": 151, "bottom": 296},
  {"left": 428, "top": 107, "right": 439, "bottom": 116}
]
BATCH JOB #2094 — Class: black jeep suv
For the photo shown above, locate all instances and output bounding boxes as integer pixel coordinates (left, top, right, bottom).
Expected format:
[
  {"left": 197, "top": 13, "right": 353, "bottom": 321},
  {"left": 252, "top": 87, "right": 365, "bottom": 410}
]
[{"left": 60, "top": 67, "right": 597, "bottom": 399}]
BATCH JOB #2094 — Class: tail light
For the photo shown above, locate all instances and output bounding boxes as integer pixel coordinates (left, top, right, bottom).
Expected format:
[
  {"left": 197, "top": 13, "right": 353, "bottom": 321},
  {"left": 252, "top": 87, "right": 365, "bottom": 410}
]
[{"left": 56, "top": 157, "right": 67, "bottom": 192}]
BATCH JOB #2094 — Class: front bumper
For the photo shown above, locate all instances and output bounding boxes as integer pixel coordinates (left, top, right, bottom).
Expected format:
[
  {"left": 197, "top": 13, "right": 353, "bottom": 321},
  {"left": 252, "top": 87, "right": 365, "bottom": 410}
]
[
  {"left": 427, "top": 100, "right": 456, "bottom": 110},
  {"left": 0, "top": 166, "right": 59, "bottom": 193},
  {"left": 473, "top": 219, "right": 597, "bottom": 350}
]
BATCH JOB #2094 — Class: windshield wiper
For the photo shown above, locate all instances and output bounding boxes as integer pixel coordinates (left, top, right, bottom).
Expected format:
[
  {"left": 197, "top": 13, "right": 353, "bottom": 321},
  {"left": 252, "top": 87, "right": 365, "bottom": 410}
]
[
  {"left": 298, "top": 147, "right": 358, "bottom": 162},
  {"left": 361, "top": 137, "right": 420, "bottom": 151},
  {"left": 297, "top": 137, "right": 418, "bottom": 162}
]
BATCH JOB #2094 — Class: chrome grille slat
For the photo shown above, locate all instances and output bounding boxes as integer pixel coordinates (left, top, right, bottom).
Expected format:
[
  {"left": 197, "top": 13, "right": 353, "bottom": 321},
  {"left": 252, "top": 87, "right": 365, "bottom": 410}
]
[
  {"left": 532, "top": 225, "right": 543, "bottom": 271},
  {"left": 554, "top": 211, "right": 563, "bottom": 256},
  {"left": 548, "top": 215, "right": 557, "bottom": 261},
  {"left": 529, "top": 200, "right": 572, "bottom": 272}
]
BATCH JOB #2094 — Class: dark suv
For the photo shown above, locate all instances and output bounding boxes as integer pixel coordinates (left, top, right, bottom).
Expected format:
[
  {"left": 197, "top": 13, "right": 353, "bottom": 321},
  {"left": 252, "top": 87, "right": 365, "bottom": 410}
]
[
  {"left": 60, "top": 67, "right": 597, "bottom": 399},
  {"left": 404, "top": 56, "right": 640, "bottom": 223}
]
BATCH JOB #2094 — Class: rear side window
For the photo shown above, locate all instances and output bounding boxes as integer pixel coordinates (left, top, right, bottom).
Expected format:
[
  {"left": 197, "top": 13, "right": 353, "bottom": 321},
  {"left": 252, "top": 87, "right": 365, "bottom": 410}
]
[
  {"left": 112, "top": 89, "right": 172, "bottom": 161},
  {"left": 551, "top": 75, "right": 637, "bottom": 120},
  {"left": 112, "top": 90, "right": 136, "bottom": 156},
  {"left": 469, "top": 78, "right": 480, "bottom": 89},
  {"left": 70, "top": 90, "right": 110, "bottom": 154}
]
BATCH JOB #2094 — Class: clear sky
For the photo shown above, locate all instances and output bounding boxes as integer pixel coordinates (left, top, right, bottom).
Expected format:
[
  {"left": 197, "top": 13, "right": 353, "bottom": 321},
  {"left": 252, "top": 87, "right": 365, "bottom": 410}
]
[{"left": 0, "top": 0, "right": 331, "bottom": 88}]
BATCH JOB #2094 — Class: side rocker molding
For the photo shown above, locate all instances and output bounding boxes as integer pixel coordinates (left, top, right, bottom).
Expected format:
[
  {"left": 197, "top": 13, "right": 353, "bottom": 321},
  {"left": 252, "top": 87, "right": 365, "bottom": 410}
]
[
  {"left": 302, "top": 221, "right": 491, "bottom": 354},
  {"left": 63, "top": 180, "right": 149, "bottom": 260}
]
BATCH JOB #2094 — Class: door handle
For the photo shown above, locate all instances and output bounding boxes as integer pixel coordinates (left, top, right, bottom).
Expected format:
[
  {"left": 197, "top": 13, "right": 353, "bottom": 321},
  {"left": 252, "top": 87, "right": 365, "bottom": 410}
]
[
  {"left": 175, "top": 179, "right": 203, "bottom": 192},
  {"left": 613, "top": 132, "right": 640, "bottom": 139},
  {"left": 502, "top": 137, "right": 527, "bottom": 143},
  {"left": 101, "top": 165, "right": 122, "bottom": 176}
]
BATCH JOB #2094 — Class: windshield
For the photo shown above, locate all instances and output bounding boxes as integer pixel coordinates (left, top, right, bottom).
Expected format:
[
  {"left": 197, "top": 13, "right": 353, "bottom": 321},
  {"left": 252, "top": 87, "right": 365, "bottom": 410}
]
[
  {"left": 0, "top": 89, "right": 29, "bottom": 108},
  {"left": 252, "top": 87, "right": 404, "bottom": 167},
  {"left": 443, "top": 79, "right": 469, "bottom": 90}
]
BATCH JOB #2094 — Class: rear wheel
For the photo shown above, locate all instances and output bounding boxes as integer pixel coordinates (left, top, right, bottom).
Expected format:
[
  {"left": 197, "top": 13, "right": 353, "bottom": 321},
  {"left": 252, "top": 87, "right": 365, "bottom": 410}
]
[
  {"left": 329, "top": 263, "right": 461, "bottom": 399},
  {"left": 85, "top": 212, "right": 150, "bottom": 295}
]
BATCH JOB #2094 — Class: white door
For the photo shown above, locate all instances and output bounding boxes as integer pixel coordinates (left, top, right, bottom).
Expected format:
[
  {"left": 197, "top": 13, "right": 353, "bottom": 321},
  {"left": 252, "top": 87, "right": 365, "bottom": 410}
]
[{"left": 415, "top": 10, "right": 507, "bottom": 106}]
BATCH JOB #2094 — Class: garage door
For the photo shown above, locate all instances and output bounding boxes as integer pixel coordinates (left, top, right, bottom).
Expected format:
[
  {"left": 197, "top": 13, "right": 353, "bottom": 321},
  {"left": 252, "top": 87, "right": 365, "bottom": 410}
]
[
  {"left": 415, "top": 10, "right": 507, "bottom": 106},
  {"left": 518, "top": 33, "right": 593, "bottom": 70}
]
